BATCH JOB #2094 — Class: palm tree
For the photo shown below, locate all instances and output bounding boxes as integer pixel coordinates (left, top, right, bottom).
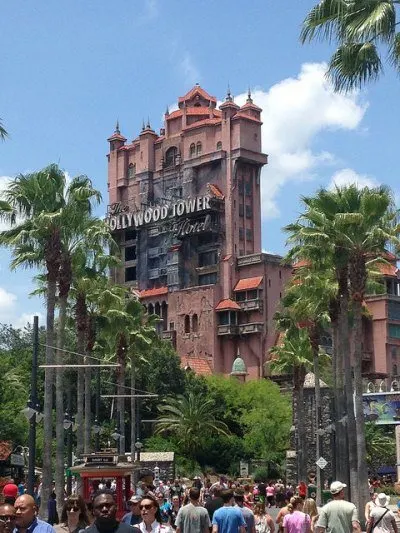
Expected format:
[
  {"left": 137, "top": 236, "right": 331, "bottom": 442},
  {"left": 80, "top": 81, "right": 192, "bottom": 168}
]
[
  {"left": 0, "top": 118, "right": 7, "bottom": 140},
  {"left": 301, "top": 0, "right": 400, "bottom": 92},
  {"left": 284, "top": 184, "right": 400, "bottom": 511},
  {"left": 269, "top": 325, "right": 313, "bottom": 482},
  {"left": 155, "top": 391, "right": 230, "bottom": 458},
  {"left": 0, "top": 165, "right": 65, "bottom": 517}
]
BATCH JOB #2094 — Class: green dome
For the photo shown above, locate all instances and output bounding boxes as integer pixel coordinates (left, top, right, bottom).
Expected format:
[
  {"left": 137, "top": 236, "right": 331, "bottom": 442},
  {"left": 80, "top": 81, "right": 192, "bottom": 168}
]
[{"left": 231, "top": 356, "right": 248, "bottom": 376}]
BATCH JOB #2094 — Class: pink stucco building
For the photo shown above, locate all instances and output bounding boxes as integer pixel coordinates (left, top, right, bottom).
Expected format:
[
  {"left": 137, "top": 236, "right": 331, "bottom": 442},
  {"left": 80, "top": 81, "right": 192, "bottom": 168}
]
[{"left": 106, "top": 84, "right": 291, "bottom": 378}]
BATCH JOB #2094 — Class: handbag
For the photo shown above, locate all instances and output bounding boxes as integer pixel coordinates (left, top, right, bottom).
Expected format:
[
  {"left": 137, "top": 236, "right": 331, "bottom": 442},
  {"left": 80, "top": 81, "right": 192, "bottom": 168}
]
[{"left": 366, "top": 508, "right": 389, "bottom": 533}]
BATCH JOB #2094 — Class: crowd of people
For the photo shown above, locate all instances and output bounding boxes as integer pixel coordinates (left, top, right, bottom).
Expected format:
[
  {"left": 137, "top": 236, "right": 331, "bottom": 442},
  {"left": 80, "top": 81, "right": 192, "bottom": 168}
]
[{"left": 0, "top": 476, "right": 398, "bottom": 533}]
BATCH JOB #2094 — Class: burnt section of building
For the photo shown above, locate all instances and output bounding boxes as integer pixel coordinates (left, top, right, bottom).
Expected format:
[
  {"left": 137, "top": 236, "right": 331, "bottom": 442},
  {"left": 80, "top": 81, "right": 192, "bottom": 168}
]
[{"left": 106, "top": 85, "right": 292, "bottom": 377}]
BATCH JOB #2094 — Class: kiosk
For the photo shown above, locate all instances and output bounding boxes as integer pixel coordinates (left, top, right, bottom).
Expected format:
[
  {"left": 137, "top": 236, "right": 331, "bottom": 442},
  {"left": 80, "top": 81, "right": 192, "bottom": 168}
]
[{"left": 70, "top": 453, "right": 133, "bottom": 518}]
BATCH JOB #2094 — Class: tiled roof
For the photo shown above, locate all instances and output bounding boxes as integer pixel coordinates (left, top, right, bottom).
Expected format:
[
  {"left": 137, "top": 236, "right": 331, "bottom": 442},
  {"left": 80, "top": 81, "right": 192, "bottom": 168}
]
[
  {"left": 107, "top": 132, "right": 127, "bottom": 142},
  {"left": 181, "top": 355, "right": 213, "bottom": 375},
  {"left": 232, "top": 112, "right": 262, "bottom": 124},
  {"left": 234, "top": 276, "right": 263, "bottom": 291},
  {"left": 166, "top": 108, "right": 222, "bottom": 121},
  {"left": 376, "top": 263, "right": 398, "bottom": 277},
  {"left": 184, "top": 118, "right": 222, "bottom": 131},
  {"left": 223, "top": 254, "right": 232, "bottom": 261},
  {"left": 178, "top": 85, "right": 217, "bottom": 104},
  {"left": 220, "top": 100, "right": 240, "bottom": 110},
  {"left": 241, "top": 101, "right": 262, "bottom": 112},
  {"left": 139, "top": 287, "right": 168, "bottom": 298},
  {"left": 215, "top": 298, "right": 241, "bottom": 311},
  {"left": 208, "top": 183, "right": 224, "bottom": 199},
  {"left": 293, "top": 259, "right": 310, "bottom": 269}
]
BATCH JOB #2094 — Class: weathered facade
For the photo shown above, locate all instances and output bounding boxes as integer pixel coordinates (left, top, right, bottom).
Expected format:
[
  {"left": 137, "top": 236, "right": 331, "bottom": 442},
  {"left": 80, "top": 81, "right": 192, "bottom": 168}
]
[{"left": 106, "top": 85, "right": 291, "bottom": 376}]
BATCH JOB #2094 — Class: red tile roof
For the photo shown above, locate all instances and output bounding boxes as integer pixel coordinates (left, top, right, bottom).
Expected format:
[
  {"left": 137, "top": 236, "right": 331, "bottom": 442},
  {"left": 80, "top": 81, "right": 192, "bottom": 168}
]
[
  {"left": 376, "top": 263, "right": 398, "bottom": 277},
  {"left": 107, "top": 132, "right": 127, "bottom": 142},
  {"left": 232, "top": 112, "right": 262, "bottom": 124},
  {"left": 215, "top": 298, "right": 241, "bottom": 311},
  {"left": 184, "top": 118, "right": 222, "bottom": 131},
  {"left": 223, "top": 254, "right": 232, "bottom": 261},
  {"left": 178, "top": 85, "right": 217, "bottom": 104},
  {"left": 234, "top": 276, "right": 263, "bottom": 291},
  {"left": 293, "top": 259, "right": 310, "bottom": 269},
  {"left": 167, "top": 108, "right": 222, "bottom": 121},
  {"left": 181, "top": 355, "right": 213, "bottom": 375},
  {"left": 139, "top": 287, "right": 168, "bottom": 299},
  {"left": 241, "top": 101, "right": 262, "bottom": 112},
  {"left": 208, "top": 183, "right": 224, "bottom": 199}
]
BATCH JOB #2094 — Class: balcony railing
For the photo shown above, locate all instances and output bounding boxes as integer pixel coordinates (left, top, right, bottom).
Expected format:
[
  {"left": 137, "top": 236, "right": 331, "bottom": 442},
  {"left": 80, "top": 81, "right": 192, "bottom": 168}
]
[
  {"left": 237, "top": 299, "right": 263, "bottom": 312},
  {"left": 237, "top": 253, "right": 263, "bottom": 267},
  {"left": 217, "top": 324, "right": 239, "bottom": 336},
  {"left": 238, "top": 322, "right": 264, "bottom": 334},
  {"left": 162, "top": 330, "right": 177, "bottom": 345}
]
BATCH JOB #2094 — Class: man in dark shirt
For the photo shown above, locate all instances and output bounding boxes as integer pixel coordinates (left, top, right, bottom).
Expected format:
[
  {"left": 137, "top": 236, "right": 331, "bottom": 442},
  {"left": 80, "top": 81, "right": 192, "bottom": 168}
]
[
  {"left": 121, "top": 496, "right": 141, "bottom": 526},
  {"left": 83, "top": 491, "right": 136, "bottom": 533},
  {"left": 205, "top": 486, "right": 223, "bottom": 522}
]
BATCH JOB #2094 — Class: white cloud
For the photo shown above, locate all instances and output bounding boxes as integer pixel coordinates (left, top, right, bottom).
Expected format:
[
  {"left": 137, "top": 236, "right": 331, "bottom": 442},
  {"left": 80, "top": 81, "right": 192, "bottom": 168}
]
[
  {"left": 329, "top": 168, "right": 378, "bottom": 190},
  {"left": 179, "top": 52, "right": 201, "bottom": 86},
  {"left": 0, "top": 286, "right": 17, "bottom": 311},
  {"left": 233, "top": 63, "right": 368, "bottom": 219},
  {"left": 14, "top": 312, "right": 44, "bottom": 330}
]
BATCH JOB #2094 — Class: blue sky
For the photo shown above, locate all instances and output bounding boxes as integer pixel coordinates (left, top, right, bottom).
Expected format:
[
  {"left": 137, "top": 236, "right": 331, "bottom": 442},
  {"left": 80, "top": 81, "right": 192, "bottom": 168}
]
[{"left": 0, "top": 0, "right": 399, "bottom": 327}]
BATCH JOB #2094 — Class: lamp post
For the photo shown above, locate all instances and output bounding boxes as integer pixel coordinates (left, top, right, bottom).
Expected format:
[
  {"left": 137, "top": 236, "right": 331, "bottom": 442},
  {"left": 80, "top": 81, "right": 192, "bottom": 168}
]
[
  {"left": 111, "top": 426, "right": 121, "bottom": 443},
  {"left": 93, "top": 419, "right": 101, "bottom": 452},
  {"left": 134, "top": 440, "right": 143, "bottom": 462},
  {"left": 64, "top": 411, "right": 73, "bottom": 495}
]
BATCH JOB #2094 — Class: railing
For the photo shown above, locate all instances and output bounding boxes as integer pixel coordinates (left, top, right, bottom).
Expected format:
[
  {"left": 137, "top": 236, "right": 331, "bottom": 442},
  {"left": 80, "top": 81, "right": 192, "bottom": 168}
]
[
  {"left": 217, "top": 324, "right": 239, "bottom": 336},
  {"left": 237, "top": 253, "right": 263, "bottom": 267},
  {"left": 238, "top": 322, "right": 264, "bottom": 334},
  {"left": 237, "top": 299, "right": 262, "bottom": 311}
]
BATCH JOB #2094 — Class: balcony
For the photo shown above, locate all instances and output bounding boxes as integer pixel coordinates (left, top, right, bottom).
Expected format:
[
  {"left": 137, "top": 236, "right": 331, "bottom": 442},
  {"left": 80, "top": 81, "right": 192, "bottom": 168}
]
[
  {"left": 148, "top": 268, "right": 160, "bottom": 279},
  {"left": 162, "top": 330, "right": 177, "bottom": 345},
  {"left": 238, "top": 322, "right": 264, "bottom": 335},
  {"left": 148, "top": 247, "right": 166, "bottom": 258},
  {"left": 217, "top": 324, "right": 239, "bottom": 336},
  {"left": 237, "top": 253, "right": 263, "bottom": 267},
  {"left": 237, "top": 299, "right": 263, "bottom": 312}
]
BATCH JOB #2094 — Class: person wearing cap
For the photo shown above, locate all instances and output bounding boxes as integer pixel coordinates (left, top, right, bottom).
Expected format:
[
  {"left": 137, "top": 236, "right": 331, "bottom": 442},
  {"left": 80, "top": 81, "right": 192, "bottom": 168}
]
[
  {"left": 316, "top": 481, "right": 361, "bottom": 533},
  {"left": 3, "top": 485, "right": 18, "bottom": 506},
  {"left": 121, "top": 495, "right": 142, "bottom": 527},
  {"left": 368, "top": 493, "right": 397, "bottom": 533}
]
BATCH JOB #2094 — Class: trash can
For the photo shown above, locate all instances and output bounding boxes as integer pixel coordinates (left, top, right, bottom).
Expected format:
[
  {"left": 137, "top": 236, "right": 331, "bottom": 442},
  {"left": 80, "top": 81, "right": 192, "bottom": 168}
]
[{"left": 307, "top": 484, "right": 317, "bottom": 499}]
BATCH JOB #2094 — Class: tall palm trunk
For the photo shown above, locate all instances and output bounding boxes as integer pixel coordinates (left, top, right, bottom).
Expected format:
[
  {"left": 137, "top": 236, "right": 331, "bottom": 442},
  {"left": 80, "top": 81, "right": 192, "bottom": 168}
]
[
  {"left": 55, "top": 294, "right": 67, "bottom": 517},
  {"left": 350, "top": 257, "right": 369, "bottom": 519},
  {"left": 309, "top": 325, "right": 322, "bottom": 504},
  {"left": 84, "top": 315, "right": 95, "bottom": 453},
  {"left": 294, "top": 364, "right": 307, "bottom": 482},
  {"left": 40, "top": 233, "right": 61, "bottom": 519},
  {"left": 338, "top": 273, "right": 357, "bottom": 500},
  {"left": 130, "top": 355, "right": 136, "bottom": 462},
  {"left": 75, "top": 293, "right": 86, "bottom": 459},
  {"left": 330, "top": 319, "right": 338, "bottom": 479},
  {"left": 117, "top": 335, "right": 126, "bottom": 455}
]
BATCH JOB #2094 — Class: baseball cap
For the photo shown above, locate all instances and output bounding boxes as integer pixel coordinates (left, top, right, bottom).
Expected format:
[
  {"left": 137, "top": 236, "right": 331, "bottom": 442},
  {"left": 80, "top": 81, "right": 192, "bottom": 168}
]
[
  {"left": 330, "top": 481, "right": 346, "bottom": 495},
  {"left": 129, "top": 495, "right": 141, "bottom": 504},
  {"left": 3, "top": 484, "right": 18, "bottom": 498}
]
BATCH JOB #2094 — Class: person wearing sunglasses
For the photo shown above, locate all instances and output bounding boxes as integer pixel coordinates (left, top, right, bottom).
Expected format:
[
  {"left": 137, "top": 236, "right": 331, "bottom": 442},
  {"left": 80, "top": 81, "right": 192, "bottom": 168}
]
[
  {"left": 83, "top": 490, "right": 139, "bottom": 533},
  {"left": 137, "top": 496, "right": 172, "bottom": 533},
  {"left": 54, "top": 496, "right": 90, "bottom": 533},
  {"left": 0, "top": 503, "right": 16, "bottom": 533}
]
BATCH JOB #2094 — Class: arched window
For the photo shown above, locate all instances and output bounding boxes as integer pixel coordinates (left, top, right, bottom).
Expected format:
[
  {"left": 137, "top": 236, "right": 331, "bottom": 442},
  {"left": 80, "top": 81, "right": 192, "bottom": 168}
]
[
  {"left": 192, "top": 314, "right": 198, "bottom": 333},
  {"left": 148, "top": 303, "right": 154, "bottom": 315},
  {"left": 165, "top": 146, "right": 177, "bottom": 167},
  {"left": 216, "top": 141, "right": 222, "bottom": 150},
  {"left": 184, "top": 315, "right": 190, "bottom": 333},
  {"left": 196, "top": 142, "right": 202, "bottom": 155},
  {"left": 190, "top": 143, "right": 196, "bottom": 157},
  {"left": 127, "top": 163, "right": 136, "bottom": 179}
]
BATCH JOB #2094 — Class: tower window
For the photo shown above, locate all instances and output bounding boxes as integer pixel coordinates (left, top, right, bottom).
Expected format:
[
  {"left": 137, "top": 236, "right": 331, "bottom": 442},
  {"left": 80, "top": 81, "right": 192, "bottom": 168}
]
[
  {"left": 239, "top": 228, "right": 244, "bottom": 241},
  {"left": 246, "top": 229, "right": 253, "bottom": 241},
  {"left": 125, "top": 246, "right": 137, "bottom": 262},
  {"left": 125, "top": 266, "right": 137, "bottom": 282},
  {"left": 190, "top": 143, "right": 196, "bottom": 157},
  {"left": 196, "top": 142, "right": 202, "bottom": 155},
  {"left": 239, "top": 204, "right": 244, "bottom": 217},
  {"left": 192, "top": 314, "right": 198, "bottom": 333},
  {"left": 184, "top": 315, "right": 190, "bottom": 333},
  {"left": 165, "top": 146, "right": 177, "bottom": 167},
  {"left": 216, "top": 141, "right": 222, "bottom": 150},
  {"left": 127, "top": 163, "right": 136, "bottom": 179},
  {"left": 245, "top": 205, "right": 252, "bottom": 218},
  {"left": 245, "top": 181, "right": 252, "bottom": 196}
]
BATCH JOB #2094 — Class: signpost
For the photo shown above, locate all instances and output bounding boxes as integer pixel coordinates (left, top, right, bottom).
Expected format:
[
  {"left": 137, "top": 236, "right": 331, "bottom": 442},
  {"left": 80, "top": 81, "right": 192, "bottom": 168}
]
[
  {"left": 316, "top": 457, "right": 328, "bottom": 470},
  {"left": 239, "top": 461, "right": 249, "bottom": 477}
]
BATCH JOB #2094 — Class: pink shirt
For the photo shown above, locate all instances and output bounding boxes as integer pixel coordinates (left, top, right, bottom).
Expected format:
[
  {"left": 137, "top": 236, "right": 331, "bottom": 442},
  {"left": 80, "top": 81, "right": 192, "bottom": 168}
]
[
  {"left": 266, "top": 486, "right": 275, "bottom": 497},
  {"left": 283, "top": 511, "right": 310, "bottom": 533}
]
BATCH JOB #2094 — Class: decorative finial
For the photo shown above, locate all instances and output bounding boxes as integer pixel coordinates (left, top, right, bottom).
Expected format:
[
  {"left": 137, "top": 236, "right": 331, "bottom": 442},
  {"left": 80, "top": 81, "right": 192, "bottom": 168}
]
[
  {"left": 146, "top": 117, "right": 151, "bottom": 129},
  {"left": 247, "top": 87, "right": 253, "bottom": 104},
  {"left": 165, "top": 105, "right": 169, "bottom": 116},
  {"left": 142, "top": 119, "right": 145, "bottom": 131},
  {"left": 115, "top": 119, "right": 120, "bottom": 134},
  {"left": 226, "top": 84, "right": 233, "bottom": 102},
  {"left": 195, "top": 82, "right": 200, "bottom": 87}
]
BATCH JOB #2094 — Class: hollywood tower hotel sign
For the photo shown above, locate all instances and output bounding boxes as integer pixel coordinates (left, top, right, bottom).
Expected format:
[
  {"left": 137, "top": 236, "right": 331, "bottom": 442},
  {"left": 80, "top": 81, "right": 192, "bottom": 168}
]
[
  {"left": 106, "top": 84, "right": 292, "bottom": 380},
  {"left": 106, "top": 195, "right": 213, "bottom": 239}
]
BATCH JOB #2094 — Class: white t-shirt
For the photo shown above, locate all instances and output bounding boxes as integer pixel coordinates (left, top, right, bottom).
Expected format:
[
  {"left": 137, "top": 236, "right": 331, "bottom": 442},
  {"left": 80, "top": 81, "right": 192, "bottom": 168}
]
[{"left": 370, "top": 507, "right": 395, "bottom": 533}]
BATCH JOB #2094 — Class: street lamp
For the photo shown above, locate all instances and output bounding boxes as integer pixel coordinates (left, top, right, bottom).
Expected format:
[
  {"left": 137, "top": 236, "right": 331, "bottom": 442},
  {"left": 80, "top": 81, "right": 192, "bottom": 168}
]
[
  {"left": 135, "top": 439, "right": 143, "bottom": 461},
  {"left": 111, "top": 426, "right": 121, "bottom": 441},
  {"left": 63, "top": 412, "right": 73, "bottom": 430}
]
